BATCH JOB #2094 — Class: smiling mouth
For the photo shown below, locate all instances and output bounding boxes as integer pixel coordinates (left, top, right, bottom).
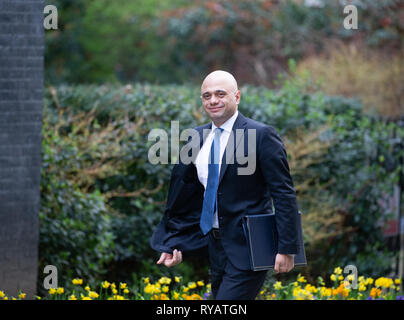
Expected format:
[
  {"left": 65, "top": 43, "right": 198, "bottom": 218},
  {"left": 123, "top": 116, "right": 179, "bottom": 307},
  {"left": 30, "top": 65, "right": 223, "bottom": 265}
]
[{"left": 208, "top": 106, "right": 223, "bottom": 112}]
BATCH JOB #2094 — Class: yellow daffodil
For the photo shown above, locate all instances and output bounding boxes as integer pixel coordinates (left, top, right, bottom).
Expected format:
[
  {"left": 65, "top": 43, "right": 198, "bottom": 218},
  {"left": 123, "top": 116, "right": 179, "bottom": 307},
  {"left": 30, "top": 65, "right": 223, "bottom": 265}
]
[
  {"left": 89, "top": 291, "right": 99, "bottom": 299},
  {"left": 0, "top": 291, "right": 5, "bottom": 298},
  {"left": 159, "top": 277, "right": 172, "bottom": 285},
  {"left": 49, "top": 288, "right": 56, "bottom": 295},
  {"left": 18, "top": 293, "right": 26, "bottom": 299},
  {"left": 72, "top": 278, "right": 83, "bottom": 285},
  {"left": 57, "top": 287, "right": 64, "bottom": 294},
  {"left": 120, "top": 283, "right": 127, "bottom": 289},
  {"left": 188, "top": 282, "right": 197, "bottom": 289},
  {"left": 144, "top": 284, "right": 154, "bottom": 294},
  {"left": 123, "top": 289, "right": 129, "bottom": 294},
  {"left": 197, "top": 281, "right": 204, "bottom": 286},
  {"left": 68, "top": 295, "right": 77, "bottom": 300},
  {"left": 375, "top": 277, "right": 393, "bottom": 289},
  {"left": 102, "top": 281, "right": 110, "bottom": 289},
  {"left": 334, "top": 267, "right": 343, "bottom": 275},
  {"left": 347, "top": 274, "right": 355, "bottom": 281},
  {"left": 293, "top": 287, "right": 314, "bottom": 300},
  {"left": 84, "top": 285, "right": 91, "bottom": 291},
  {"left": 319, "top": 287, "right": 332, "bottom": 297},
  {"left": 143, "top": 277, "right": 150, "bottom": 284},
  {"left": 304, "top": 284, "right": 318, "bottom": 294},
  {"left": 175, "top": 277, "right": 181, "bottom": 283},
  {"left": 162, "top": 286, "right": 169, "bottom": 293},
  {"left": 274, "top": 281, "right": 283, "bottom": 290}
]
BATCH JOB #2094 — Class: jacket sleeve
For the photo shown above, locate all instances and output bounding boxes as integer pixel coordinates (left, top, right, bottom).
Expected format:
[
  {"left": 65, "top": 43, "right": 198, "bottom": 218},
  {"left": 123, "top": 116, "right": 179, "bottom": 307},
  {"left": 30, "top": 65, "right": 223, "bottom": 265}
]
[
  {"left": 258, "top": 125, "right": 299, "bottom": 254},
  {"left": 149, "top": 163, "right": 208, "bottom": 255}
]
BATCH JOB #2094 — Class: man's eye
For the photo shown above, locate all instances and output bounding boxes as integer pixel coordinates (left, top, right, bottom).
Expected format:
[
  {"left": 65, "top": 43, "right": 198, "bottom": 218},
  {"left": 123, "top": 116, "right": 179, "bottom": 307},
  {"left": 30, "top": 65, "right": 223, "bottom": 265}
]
[
  {"left": 203, "top": 94, "right": 211, "bottom": 99},
  {"left": 218, "top": 93, "right": 225, "bottom": 97}
]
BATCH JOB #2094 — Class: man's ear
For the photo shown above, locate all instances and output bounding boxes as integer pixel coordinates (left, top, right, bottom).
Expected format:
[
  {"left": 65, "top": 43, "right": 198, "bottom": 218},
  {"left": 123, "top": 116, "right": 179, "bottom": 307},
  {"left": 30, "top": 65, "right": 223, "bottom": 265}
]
[{"left": 235, "top": 90, "right": 241, "bottom": 104}]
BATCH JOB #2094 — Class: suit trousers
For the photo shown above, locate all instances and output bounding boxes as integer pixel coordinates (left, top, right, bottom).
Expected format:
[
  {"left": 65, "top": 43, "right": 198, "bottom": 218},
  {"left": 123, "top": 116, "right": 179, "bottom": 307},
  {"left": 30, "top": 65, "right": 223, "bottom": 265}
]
[{"left": 208, "top": 231, "right": 268, "bottom": 300}]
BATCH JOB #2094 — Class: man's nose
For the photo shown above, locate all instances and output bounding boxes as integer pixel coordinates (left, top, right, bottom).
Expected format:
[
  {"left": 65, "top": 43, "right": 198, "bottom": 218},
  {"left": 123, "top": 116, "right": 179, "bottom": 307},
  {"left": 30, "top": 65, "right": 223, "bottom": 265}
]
[{"left": 210, "top": 95, "right": 219, "bottom": 105}]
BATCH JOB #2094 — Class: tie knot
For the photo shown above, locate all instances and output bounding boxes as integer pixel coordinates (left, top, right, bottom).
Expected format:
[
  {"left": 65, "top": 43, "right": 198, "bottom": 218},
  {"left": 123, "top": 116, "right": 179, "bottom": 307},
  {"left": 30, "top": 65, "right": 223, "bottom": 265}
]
[{"left": 215, "top": 127, "right": 224, "bottom": 134}]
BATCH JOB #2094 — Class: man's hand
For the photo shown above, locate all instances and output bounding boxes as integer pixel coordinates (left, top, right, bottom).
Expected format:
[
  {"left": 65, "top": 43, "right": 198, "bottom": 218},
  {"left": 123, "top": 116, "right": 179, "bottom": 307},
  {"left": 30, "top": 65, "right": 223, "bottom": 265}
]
[
  {"left": 156, "top": 249, "right": 183, "bottom": 268},
  {"left": 274, "top": 254, "right": 294, "bottom": 273}
]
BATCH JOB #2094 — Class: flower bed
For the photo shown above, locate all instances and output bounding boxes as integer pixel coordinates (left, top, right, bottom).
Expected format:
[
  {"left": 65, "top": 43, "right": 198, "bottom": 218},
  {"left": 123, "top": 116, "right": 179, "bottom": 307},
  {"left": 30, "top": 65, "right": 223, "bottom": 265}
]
[
  {"left": 258, "top": 268, "right": 403, "bottom": 300},
  {"left": 1, "top": 268, "right": 402, "bottom": 300}
]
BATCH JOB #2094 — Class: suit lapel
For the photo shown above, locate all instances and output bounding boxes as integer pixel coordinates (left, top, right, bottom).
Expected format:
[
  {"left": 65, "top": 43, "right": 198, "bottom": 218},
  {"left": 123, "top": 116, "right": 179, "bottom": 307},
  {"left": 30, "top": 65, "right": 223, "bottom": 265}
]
[{"left": 218, "top": 112, "right": 247, "bottom": 185}]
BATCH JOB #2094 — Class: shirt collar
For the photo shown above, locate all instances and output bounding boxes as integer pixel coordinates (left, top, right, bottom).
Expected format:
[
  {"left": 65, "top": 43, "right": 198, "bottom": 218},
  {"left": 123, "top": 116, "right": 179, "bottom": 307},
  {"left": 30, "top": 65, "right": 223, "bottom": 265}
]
[{"left": 211, "top": 110, "right": 239, "bottom": 133}]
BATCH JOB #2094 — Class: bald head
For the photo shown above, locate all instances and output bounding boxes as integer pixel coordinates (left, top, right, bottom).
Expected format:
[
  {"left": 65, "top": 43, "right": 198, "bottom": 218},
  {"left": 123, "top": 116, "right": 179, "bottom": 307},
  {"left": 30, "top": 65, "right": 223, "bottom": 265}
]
[
  {"left": 201, "top": 70, "right": 238, "bottom": 94},
  {"left": 200, "top": 70, "right": 241, "bottom": 127}
]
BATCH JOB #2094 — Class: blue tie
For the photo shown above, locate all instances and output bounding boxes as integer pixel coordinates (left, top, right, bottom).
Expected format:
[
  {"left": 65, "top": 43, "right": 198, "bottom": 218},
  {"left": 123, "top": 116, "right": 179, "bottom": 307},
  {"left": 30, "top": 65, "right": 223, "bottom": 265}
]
[{"left": 200, "top": 127, "right": 223, "bottom": 235}]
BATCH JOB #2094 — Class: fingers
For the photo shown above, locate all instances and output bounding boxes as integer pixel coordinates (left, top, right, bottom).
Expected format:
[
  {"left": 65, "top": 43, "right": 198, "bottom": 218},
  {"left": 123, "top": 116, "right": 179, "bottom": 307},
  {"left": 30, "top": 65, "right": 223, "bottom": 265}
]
[
  {"left": 173, "top": 249, "right": 182, "bottom": 263},
  {"left": 157, "top": 252, "right": 171, "bottom": 265},
  {"left": 274, "top": 254, "right": 282, "bottom": 273},
  {"left": 274, "top": 259, "right": 280, "bottom": 273},
  {"left": 166, "top": 249, "right": 182, "bottom": 267},
  {"left": 157, "top": 253, "right": 164, "bottom": 264},
  {"left": 176, "top": 250, "right": 183, "bottom": 264},
  {"left": 157, "top": 250, "right": 183, "bottom": 268},
  {"left": 274, "top": 254, "right": 294, "bottom": 273}
]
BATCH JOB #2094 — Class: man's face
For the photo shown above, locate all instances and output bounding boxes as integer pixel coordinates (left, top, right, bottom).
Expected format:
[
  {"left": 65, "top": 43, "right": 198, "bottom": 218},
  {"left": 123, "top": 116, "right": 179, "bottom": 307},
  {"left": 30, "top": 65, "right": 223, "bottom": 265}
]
[{"left": 200, "top": 76, "right": 240, "bottom": 126}]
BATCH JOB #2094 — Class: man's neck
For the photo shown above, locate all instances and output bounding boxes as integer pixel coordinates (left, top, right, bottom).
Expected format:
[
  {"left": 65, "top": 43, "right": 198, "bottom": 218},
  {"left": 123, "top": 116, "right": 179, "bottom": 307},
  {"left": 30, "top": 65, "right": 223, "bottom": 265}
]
[{"left": 212, "top": 110, "right": 238, "bottom": 128}]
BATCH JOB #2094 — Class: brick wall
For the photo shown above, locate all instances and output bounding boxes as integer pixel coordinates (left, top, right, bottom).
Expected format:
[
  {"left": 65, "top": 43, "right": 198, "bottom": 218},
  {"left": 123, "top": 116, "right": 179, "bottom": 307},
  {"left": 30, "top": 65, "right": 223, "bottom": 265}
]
[{"left": 0, "top": 0, "right": 44, "bottom": 297}]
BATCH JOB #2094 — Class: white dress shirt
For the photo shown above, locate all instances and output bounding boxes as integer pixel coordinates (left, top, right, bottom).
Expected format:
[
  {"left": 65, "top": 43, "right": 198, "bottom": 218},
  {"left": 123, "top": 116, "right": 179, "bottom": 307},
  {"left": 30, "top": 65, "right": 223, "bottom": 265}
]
[{"left": 195, "top": 110, "right": 239, "bottom": 228}]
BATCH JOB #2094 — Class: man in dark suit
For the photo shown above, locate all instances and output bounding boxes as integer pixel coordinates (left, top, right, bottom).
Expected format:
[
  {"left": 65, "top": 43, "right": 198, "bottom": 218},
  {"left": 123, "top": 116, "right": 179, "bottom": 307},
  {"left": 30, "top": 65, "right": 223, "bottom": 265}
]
[{"left": 150, "top": 70, "right": 299, "bottom": 300}]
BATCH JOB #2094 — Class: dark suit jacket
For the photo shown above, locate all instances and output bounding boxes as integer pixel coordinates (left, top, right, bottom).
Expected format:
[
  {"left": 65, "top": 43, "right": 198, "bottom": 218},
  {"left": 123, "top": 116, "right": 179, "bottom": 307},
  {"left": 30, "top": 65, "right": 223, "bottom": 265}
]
[{"left": 150, "top": 112, "right": 299, "bottom": 270}]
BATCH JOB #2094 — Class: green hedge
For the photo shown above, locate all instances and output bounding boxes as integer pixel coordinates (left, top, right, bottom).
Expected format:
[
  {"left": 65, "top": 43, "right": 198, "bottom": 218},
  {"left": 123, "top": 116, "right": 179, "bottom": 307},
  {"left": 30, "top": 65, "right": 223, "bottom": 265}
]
[{"left": 39, "top": 76, "right": 403, "bottom": 291}]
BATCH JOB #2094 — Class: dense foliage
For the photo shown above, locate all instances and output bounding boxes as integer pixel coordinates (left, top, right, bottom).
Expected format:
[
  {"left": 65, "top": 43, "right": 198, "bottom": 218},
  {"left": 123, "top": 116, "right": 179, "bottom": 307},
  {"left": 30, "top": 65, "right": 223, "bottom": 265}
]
[
  {"left": 39, "top": 73, "right": 403, "bottom": 292},
  {"left": 45, "top": 0, "right": 403, "bottom": 86}
]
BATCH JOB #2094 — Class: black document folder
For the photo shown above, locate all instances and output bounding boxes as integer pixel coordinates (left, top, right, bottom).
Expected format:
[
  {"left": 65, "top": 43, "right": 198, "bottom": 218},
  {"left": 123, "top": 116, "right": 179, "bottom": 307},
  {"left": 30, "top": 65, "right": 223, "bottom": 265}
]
[{"left": 242, "top": 211, "right": 307, "bottom": 271}]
